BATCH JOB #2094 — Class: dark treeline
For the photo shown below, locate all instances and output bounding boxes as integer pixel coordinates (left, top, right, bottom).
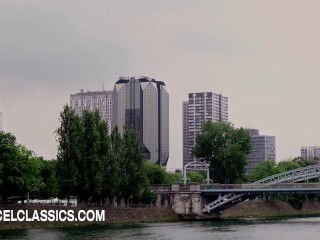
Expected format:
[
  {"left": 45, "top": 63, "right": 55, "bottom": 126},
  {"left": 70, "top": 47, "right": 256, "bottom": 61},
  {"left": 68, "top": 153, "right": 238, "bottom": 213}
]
[
  {"left": 5, "top": 109, "right": 315, "bottom": 206},
  {"left": 0, "top": 104, "right": 207, "bottom": 205},
  {"left": 56, "top": 105, "right": 150, "bottom": 206},
  {"left": 0, "top": 132, "right": 58, "bottom": 202},
  {"left": 0, "top": 105, "right": 155, "bottom": 205}
]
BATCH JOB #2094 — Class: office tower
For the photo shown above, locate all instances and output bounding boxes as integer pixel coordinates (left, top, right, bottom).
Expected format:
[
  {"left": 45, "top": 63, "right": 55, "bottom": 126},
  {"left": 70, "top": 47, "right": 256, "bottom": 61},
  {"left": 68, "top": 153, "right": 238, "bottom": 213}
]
[
  {"left": 70, "top": 90, "right": 113, "bottom": 130},
  {"left": 112, "top": 76, "right": 169, "bottom": 166},
  {"left": 0, "top": 112, "right": 3, "bottom": 131},
  {"left": 301, "top": 146, "right": 320, "bottom": 160},
  {"left": 183, "top": 92, "right": 228, "bottom": 167},
  {"left": 245, "top": 129, "right": 276, "bottom": 174}
]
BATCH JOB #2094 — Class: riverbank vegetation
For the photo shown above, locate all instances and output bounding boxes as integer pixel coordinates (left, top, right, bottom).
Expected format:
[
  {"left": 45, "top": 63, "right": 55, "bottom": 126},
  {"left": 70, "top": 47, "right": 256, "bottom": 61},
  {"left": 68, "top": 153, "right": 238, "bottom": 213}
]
[
  {"left": 0, "top": 106, "right": 206, "bottom": 206},
  {"left": 1, "top": 115, "right": 320, "bottom": 208},
  {"left": 192, "top": 121, "right": 252, "bottom": 184}
]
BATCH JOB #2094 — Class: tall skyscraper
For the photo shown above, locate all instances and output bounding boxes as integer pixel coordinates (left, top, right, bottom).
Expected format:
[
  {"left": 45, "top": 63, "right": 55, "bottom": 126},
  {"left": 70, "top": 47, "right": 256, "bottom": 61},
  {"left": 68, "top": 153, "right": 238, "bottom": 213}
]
[
  {"left": 0, "top": 112, "right": 3, "bottom": 132},
  {"left": 182, "top": 92, "right": 228, "bottom": 167},
  {"left": 70, "top": 90, "right": 113, "bottom": 130},
  {"left": 245, "top": 128, "right": 276, "bottom": 174},
  {"left": 301, "top": 146, "right": 320, "bottom": 160},
  {"left": 112, "top": 76, "right": 169, "bottom": 166}
]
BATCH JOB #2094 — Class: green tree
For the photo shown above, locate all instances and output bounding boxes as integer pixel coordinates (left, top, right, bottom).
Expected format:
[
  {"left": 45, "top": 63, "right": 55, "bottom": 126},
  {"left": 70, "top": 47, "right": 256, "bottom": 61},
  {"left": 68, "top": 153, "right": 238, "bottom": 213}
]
[
  {"left": 139, "top": 188, "right": 157, "bottom": 204},
  {"left": 187, "top": 171, "right": 205, "bottom": 183},
  {"left": 277, "top": 160, "right": 301, "bottom": 172},
  {"left": 103, "top": 126, "right": 122, "bottom": 203},
  {"left": 20, "top": 147, "right": 43, "bottom": 201},
  {"left": 79, "top": 110, "right": 104, "bottom": 204},
  {"left": 0, "top": 132, "right": 17, "bottom": 190},
  {"left": 95, "top": 111, "right": 117, "bottom": 205},
  {"left": 40, "top": 160, "right": 59, "bottom": 199},
  {"left": 119, "top": 127, "right": 148, "bottom": 204},
  {"left": 0, "top": 132, "right": 26, "bottom": 200},
  {"left": 192, "top": 121, "right": 252, "bottom": 183},
  {"left": 292, "top": 156, "right": 317, "bottom": 168},
  {"left": 0, "top": 132, "right": 47, "bottom": 202},
  {"left": 0, "top": 145, "right": 26, "bottom": 200},
  {"left": 163, "top": 172, "right": 181, "bottom": 184},
  {"left": 98, "top": 120, "right": 118, "bottom": 204},
  {"left": 56, "top": 105, "right": 82, "bottom": 203},
  {"left": 144, "top": 162, "right": 166, "bottom": 184},
  {"left": 0, "top": 132, "right": 16, "bottom": 145},
  {"left": 249, "top": 160, "right": 278, "bottom": 182}
]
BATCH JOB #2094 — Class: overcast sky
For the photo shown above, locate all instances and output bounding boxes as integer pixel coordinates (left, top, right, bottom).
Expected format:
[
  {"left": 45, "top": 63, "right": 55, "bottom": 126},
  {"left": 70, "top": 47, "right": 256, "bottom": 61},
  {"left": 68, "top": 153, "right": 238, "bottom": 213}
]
[{"left": 1, "top": 0, "right": 320, "bottom": 170}]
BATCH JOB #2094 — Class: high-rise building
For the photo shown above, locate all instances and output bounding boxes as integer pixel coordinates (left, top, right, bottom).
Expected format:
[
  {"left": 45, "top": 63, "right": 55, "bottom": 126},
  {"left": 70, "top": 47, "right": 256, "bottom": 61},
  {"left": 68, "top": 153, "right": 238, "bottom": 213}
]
[
  {"left": 182, "top": 92, "right": 228, "bottom": 167},
  {"left": 112, "top": 76, "right": 169, "bottom": 166},
  {"left": 182, "top": 101, "right": 189, "bottom": 165},
  {"left": 301, "top": 146, "right": 320, "bottom": 160},
  {"left": 70, "top": 90, "right": 113, "bottom": 129},
  {"left": 245, "top": 129, "right": 276, "bottom": 174},
  {"left": 0, "top": 112, "right": 3, "bottom": 131}
]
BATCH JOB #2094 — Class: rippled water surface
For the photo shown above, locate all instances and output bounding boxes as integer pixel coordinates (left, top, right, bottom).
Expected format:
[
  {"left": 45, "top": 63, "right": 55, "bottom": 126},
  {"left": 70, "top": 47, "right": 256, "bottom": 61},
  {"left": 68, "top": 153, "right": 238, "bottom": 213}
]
[{"left": 1, "top": 217, "right": 320, "bottom": 240}]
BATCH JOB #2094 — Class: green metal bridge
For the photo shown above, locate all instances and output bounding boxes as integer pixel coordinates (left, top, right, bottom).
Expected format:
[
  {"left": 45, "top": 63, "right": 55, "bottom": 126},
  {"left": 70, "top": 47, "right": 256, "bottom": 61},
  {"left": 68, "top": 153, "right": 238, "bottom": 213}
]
[{"left": 202, "top": 164, "right": 320, "bottom": 214}]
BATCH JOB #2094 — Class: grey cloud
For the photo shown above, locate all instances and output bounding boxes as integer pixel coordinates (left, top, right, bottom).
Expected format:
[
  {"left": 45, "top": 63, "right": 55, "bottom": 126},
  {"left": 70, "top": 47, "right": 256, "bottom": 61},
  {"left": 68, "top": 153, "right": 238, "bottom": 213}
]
[{"left": 0, "top": 4, "right": 130, "bottom": 88}]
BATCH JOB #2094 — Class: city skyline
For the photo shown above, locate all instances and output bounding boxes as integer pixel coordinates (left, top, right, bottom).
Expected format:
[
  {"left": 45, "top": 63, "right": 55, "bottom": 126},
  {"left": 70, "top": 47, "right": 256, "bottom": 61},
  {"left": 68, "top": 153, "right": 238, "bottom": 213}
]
[{"left": 1, "top": 1, "right": 320, "bottom": 170}]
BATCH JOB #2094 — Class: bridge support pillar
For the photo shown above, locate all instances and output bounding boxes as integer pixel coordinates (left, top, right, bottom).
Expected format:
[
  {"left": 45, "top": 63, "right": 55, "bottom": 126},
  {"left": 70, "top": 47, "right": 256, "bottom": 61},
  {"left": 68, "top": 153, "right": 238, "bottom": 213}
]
[
  {"left": 155, "top": 194, "right": 161, "bottom": 207},
  {"left": 261, "top": 193, "right": 269, "bottom": 201}
]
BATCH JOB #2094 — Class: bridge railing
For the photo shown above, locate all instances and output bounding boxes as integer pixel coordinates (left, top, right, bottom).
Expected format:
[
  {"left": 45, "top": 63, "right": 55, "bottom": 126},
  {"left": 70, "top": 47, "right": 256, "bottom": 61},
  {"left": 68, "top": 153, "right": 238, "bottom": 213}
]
[
  {"left": 202, "top": 164, "right": 320, "bottom": 214},
  {"left": 201, "top": 183, "right": 320, "bottom": 190},
  {"left": 151, "top": 183, "right": 201, "bottom": 193},
  {"left": 150, "top": 185, "right": 171, "bottom": 192},
  {"left": 254, "top": 164, "right": 320, "bottom": 184}
]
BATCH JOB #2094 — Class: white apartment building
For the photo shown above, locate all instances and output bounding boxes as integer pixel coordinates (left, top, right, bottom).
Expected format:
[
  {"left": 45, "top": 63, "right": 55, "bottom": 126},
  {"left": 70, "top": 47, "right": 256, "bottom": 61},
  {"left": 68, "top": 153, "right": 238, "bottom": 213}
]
[
  {"left": 70, "top": 90, "right": 113, "bottom": 130},
  {"left": 182, "top": 92, "right": 228, "bottom": 167},
  {"left": 301, "top": 146, "right": 320, "bottom": 160}
]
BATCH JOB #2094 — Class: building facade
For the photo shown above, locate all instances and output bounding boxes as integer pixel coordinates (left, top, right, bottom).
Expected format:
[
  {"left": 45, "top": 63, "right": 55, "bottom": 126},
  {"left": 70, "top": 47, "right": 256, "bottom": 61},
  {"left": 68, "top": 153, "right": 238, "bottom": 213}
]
[
  {"left": 301, "top": 146, "right": 320, "bottom": 160},
  {"left": 245, "top": 129, "right": 276, "bottom": 174},
  {"left": 0, "top": 112, "right": 3, "bottom": 131},
  {"left": 112, "top": 76, "right": 169, "bottom": 166},
  {"left": 70, "top": 90, "right": 113, "bottom": 130},
  {"left": 182, "top": 92, "right": 228, "bottom": 167}
]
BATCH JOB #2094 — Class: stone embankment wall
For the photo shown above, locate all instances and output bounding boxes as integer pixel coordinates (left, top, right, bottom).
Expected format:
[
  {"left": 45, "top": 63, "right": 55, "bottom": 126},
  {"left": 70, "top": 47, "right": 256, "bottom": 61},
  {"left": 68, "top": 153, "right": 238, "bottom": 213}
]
[
  {"left": 151, "top": 184, "right": 320, "bottom": 219},
  {"left": 0, "top": 205, "right": 179, "bottom": 230},
  {"left": 221, "top": 200, "right": 320, "bottom": 218},
  {"left": 1, "top": 200, "right": 320, "bottom": 230}
]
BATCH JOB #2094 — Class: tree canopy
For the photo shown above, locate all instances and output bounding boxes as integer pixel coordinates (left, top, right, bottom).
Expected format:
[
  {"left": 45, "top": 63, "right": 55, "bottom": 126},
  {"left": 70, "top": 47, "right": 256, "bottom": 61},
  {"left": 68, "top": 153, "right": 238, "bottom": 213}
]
[
  {"left": 192, "top": 121, "right": 252, "bottom": 184},
  {"left": 0, "top": 132, "right": 45, "bottom": 201},
  {"left": 56, "top": 105, "right": 149, "bottom": 205}
]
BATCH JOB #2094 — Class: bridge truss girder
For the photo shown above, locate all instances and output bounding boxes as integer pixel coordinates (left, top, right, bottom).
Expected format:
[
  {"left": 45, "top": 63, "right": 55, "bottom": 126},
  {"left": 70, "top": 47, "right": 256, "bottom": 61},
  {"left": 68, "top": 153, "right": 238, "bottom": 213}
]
[
  {"left": 202, "top": 164, "right": 320, "bottom": 214},
  {"left": 254, "top": 165, "right": 320, "bottom": 184}
]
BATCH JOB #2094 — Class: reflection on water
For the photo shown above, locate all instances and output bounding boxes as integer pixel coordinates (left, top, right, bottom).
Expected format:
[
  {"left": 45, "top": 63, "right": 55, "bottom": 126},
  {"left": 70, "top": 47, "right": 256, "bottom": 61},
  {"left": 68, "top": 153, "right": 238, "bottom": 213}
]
[{"left": 1, "top": 217, "right": 320, "bottom": 240}]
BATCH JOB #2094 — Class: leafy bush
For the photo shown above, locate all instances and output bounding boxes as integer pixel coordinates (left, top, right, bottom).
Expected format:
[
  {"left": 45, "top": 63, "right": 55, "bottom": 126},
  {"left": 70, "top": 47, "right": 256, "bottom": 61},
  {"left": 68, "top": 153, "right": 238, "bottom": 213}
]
[{"left": 288, "top": 195, "right": 307, "bottom": 209}]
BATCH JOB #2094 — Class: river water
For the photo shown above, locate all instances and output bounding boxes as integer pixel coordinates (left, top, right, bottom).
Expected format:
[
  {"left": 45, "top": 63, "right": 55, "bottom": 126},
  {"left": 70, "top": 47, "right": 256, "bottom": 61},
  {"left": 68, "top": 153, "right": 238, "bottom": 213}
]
[{"left": 1, "top": 217, "right": 320, "bottom": 240}]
